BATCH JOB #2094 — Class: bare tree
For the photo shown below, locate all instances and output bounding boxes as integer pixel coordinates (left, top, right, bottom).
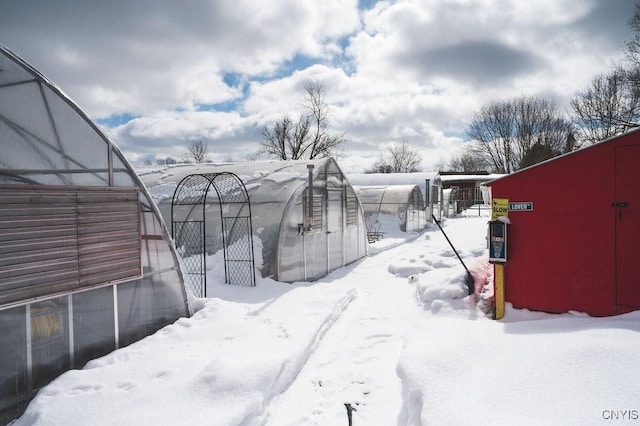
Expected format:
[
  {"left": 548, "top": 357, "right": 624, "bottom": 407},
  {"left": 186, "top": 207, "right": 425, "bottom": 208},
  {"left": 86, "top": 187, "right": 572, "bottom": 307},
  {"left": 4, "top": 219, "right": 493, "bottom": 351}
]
[
  {"left": 156, "top": 156, "right": 178, "bottom": 166},
  {"left": 466, "top": 95, "right": 574, "bottom": 173},
  {"left": 372, "top": 142, "right": 423, "bottom": 173},
  {"left": 447, "top": 151, "right": 489, "bottom": 172},
  {"left": 261, "top": 114, "right": 294, "bottom": 160},
  {"left": 570, "top": 67, "right": 640, "bottom": 144},
  {"left": 183, "top": 140, "right": 210, "bottom": 164},
  {"left": 304, "top": 80, "right": 345, "bottom": 159},
  {"left": 625, "top": 3, "right": 640, "bottom": 65},
  {"left": 259, "top": 80, "right": 345, "bottom": 160}
]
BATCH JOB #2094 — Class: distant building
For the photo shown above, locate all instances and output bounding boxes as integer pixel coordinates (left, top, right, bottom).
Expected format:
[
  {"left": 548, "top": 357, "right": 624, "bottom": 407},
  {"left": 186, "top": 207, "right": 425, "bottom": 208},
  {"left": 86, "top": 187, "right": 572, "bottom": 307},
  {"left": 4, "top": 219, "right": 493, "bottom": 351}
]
[{"left": 439, "top": 171, "right": 503, "bottom": 213}]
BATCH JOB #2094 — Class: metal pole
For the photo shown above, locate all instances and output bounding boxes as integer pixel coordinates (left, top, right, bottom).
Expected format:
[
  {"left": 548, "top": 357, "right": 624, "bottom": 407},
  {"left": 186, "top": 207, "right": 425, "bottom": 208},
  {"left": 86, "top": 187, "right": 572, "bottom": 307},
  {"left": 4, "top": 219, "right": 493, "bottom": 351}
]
[{"left": 425, "top": 179, "right": 430, "bottom": 209}]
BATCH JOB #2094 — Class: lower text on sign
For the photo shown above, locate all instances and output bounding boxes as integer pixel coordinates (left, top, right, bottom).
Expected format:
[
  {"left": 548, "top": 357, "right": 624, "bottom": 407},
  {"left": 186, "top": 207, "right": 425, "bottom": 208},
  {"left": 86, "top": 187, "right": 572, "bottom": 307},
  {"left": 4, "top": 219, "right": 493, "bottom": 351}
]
[{"left": 509, "top": 202, "right": 533, "bottom": 211}]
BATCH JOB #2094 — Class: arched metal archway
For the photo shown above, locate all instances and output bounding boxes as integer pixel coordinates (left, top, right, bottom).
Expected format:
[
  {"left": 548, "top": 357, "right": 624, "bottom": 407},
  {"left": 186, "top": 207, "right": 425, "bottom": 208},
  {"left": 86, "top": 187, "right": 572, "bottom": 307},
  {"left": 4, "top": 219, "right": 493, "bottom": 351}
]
[{"left": 171, "top": 172, "right": 256, "bottom": 297}]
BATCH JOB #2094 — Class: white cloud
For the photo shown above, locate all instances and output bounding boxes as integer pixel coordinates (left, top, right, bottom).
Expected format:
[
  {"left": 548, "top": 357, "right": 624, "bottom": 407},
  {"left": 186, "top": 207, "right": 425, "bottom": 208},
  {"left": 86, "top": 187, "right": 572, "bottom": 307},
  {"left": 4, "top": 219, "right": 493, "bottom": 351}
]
[{"left": 1, "top": 0, "right": 636, "bottom": 165}]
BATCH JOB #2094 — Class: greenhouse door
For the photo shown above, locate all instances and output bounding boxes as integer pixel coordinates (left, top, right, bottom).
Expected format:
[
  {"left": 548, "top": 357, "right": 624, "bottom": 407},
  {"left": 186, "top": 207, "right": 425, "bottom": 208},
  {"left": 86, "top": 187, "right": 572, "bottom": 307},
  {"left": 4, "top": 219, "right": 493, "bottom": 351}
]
[
  {"left": 615, "top": 145, "right": 640, "bottom": 307},
  {"left": 327, "top": 189, "right": 344, "bottom": 272}
]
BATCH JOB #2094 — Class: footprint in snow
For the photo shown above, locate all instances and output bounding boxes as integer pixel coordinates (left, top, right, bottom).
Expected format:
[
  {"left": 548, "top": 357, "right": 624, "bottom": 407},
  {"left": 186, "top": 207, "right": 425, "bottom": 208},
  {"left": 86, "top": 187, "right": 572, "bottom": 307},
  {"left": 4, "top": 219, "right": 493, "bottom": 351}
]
[{"left": 116, "top": 382, "right": 136, "bottom": 391}]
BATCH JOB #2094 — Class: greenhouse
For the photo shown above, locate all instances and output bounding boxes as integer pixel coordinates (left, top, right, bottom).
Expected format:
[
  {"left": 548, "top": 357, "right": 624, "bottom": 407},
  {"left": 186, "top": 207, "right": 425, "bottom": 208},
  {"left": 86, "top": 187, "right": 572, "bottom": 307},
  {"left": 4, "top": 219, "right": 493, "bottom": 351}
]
[
  {"left": 151, "top": 158, "right": 368, "bottom": 285},
  {"left": 353, "top": 185, "right": 427, "bottom": 239},
  {"left": 346, "top": 172, "right": 444, "bottom": 220},
  {"left": 0, "top": 45, "right": 191, "bottom": 423}
]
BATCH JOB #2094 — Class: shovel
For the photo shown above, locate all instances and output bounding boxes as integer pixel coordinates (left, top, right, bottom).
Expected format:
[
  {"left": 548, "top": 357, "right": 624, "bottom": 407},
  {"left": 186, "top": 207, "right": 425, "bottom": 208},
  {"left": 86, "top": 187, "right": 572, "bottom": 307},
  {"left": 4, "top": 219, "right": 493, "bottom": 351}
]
[{"left": 431, "top": 214, "right": 475, "bottom": 295}]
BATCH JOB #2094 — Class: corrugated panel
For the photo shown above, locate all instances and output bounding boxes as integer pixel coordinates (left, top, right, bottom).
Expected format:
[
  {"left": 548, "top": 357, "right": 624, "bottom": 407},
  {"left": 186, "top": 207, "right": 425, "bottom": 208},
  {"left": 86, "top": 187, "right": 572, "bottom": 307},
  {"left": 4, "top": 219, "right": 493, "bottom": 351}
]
[
  {"left": 0, "top": 186, "right": 142, "bottom": 308},
  {"left": 346, "top": 195, "right": 357, "bottom": 226},
  {"left": 312, "top": 194, "right": 323, "bottom": 229},
  {"left": 77, "top": 189, "right": 141, "bottom": 289}
]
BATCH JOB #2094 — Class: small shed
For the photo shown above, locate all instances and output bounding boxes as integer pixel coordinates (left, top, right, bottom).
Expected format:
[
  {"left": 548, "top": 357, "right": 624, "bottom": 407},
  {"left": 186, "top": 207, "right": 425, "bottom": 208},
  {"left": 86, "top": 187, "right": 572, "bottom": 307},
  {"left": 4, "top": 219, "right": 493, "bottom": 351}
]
[
  {"left": 353, "top": 185, "right": 426, "bottom": 238},
  {"left": 156, "top": 158, "right": 368, "bottom": 283},
  {"left": 438, "top": 171, "right": 503, "bottom": 214},
  {"left": 0, "top": 44, "right": 191, "bottom": 422},
  {"left": 486, "top": 129, "right": 640, "bottom": 316}
]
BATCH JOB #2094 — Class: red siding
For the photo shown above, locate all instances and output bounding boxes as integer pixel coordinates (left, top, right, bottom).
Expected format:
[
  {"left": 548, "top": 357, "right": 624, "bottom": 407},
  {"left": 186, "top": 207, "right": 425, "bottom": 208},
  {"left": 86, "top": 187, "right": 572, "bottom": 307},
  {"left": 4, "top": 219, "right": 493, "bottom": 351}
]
[{"left": 487, "top": 131, "right": 640, "bottom": 316}]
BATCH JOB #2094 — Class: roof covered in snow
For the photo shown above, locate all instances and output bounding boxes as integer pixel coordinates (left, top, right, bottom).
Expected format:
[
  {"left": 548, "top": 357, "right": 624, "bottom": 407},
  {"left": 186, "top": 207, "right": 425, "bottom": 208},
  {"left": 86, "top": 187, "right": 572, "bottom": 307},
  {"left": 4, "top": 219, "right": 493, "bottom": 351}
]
[{"left": 346, "top": 172, "right": 439, "bottom": 187}]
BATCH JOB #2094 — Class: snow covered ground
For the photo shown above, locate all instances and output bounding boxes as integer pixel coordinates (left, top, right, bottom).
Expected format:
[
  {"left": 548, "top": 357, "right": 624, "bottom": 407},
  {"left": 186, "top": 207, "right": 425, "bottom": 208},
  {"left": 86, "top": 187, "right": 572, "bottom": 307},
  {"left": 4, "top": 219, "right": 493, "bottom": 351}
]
[{"left": 14, "top": 208, "right": 640, "bottom": 426}]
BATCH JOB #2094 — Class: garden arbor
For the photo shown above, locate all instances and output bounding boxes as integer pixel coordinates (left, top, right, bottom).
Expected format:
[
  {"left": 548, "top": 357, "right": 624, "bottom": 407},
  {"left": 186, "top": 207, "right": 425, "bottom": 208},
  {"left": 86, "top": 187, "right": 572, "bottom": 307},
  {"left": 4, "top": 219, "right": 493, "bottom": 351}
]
[{"left": 171, "top": 172, "right": 256, "bottom": 297}]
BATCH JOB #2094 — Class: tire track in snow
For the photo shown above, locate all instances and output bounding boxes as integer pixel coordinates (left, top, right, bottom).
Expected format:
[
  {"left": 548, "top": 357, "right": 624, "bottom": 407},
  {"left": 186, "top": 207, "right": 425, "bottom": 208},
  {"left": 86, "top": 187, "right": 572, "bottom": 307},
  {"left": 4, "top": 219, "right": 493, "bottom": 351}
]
[
  {"left": 261, "top": 239, "right": 432, "bottom": 426},
  {"left": 260, "top": 288, "right": 358, "bottom": 407}
]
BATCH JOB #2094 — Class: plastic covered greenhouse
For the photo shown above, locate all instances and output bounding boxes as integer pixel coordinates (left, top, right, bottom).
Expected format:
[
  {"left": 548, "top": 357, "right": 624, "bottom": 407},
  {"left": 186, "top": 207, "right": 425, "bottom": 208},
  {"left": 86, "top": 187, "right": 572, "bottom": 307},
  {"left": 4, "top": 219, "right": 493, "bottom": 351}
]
[
  {"left": 149, "top": 158, "right": 368, "bottom": 286},
  {"left": 0, "top": 45, "right": 191, "bottom": 423},
  {"left": 346, "top": 172, "right": 445, "bottom": 220},
  {"left": 354, "top": 185, "right": 427, "bottom": 238}
]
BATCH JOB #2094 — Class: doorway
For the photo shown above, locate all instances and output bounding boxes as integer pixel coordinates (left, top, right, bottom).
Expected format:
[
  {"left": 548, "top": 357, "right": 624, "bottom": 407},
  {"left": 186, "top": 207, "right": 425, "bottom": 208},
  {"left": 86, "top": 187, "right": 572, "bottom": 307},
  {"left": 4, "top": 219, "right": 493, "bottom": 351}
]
[{"left": 615, "top": 145, "right": 640, "bottom": 307}]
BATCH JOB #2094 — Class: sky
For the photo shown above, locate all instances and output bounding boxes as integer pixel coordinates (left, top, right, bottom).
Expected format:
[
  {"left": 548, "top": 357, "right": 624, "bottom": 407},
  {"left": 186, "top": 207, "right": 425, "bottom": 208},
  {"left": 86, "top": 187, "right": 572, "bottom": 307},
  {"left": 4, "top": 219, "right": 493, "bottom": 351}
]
[
  {"left": 1, "top": 1, "right": 638, "bottom": 171},
  {"left": 13, "top": 191, "right": 640, "bottom": 426}
]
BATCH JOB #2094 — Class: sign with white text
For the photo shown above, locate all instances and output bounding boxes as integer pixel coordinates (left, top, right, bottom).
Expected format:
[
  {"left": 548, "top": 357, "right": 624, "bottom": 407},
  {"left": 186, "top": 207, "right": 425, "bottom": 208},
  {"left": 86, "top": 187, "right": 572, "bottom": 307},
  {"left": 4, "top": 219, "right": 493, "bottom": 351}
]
[{"left": 508, "top": 202, "right": 533, "bottom": 212}]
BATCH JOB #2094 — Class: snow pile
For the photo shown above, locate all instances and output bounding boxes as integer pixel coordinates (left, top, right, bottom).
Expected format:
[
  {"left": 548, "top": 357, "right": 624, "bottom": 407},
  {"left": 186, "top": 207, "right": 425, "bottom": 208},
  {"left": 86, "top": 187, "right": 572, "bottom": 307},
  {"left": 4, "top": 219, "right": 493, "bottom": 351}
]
[
  {"left": 398, "top": 308, "right": 640, "bottom": 425},
  {"left": 263, "top": 171, "right": 304, "bottom": 184},
  {"left": 147, "top": 181, "right": 177, "bottom": 204}
]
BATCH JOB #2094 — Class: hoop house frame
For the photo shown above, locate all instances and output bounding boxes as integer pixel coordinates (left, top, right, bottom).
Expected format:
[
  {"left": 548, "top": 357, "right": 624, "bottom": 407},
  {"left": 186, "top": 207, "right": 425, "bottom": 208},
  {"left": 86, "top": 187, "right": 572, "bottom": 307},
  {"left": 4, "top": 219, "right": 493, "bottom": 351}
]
[{"left": 0, "top": 43, "right": 191, "bottom": 423}]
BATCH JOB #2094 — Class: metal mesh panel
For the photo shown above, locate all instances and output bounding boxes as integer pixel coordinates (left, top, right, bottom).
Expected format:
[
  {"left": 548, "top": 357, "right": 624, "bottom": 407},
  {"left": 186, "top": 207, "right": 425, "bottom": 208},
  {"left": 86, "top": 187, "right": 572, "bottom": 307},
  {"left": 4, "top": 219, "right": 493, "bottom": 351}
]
[
  {"left": 223, "top": 217, "right": 254, "bottom": 286},
  {"left": 207, "top": 173, "right": 247, "bottom": 204},
  {"left": 173, "top": 221, "right": 205, "bottom": 297},
  {"left": 172, "top": 172, "right": 255, "bottom": 292}
]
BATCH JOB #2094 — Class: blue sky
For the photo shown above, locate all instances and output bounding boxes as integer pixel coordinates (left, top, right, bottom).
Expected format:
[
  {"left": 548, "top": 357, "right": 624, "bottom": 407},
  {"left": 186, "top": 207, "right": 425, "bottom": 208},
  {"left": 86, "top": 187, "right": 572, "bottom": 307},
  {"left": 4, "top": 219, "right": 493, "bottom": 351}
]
[{"left": 0, "top": 0, "right": 636, "bottom": 170}]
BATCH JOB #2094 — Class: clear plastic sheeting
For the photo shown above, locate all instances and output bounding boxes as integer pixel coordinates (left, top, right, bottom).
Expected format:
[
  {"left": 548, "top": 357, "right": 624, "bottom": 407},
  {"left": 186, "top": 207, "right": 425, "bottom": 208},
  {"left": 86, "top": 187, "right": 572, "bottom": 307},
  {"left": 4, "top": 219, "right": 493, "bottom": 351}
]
[
  {"left": 0, "top": 44, "right": 191, "bottom": 424},
  {"left": 354, "top": 185, "right": 427, "bottom": 237},
  {"left": 0, "top": 50, "right": 133, "bottom": 188},
  {"left": 154, "top": 158, "right": 369, "bottom": 283},
  {"left": 346, "top": 172, "right": 444, "bottom": 221}
]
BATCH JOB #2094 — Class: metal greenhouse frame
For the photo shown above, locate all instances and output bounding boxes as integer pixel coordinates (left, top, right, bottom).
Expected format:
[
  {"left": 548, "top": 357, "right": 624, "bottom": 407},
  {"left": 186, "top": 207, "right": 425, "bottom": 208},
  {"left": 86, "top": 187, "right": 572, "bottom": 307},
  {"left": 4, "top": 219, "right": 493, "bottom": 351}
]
[
  {"left": 0, "top": 44, "right": 191, "bottom": 424},
  {"left": 171, "top": 172, "right": 256, "bottom": 296},
  {"left": 146, "top": 158, "right": 369, "bottom": 284},
  {"left": 354, "top": 184, "right": 427, "bottom": 240}
]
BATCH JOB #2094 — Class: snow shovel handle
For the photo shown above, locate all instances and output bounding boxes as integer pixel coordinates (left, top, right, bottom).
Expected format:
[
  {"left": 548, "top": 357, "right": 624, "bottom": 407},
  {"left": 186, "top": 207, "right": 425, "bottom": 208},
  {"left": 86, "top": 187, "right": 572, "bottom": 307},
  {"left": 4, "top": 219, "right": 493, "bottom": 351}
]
[{"left": 432, "top": 215, "right": 474, "bottom": 295}]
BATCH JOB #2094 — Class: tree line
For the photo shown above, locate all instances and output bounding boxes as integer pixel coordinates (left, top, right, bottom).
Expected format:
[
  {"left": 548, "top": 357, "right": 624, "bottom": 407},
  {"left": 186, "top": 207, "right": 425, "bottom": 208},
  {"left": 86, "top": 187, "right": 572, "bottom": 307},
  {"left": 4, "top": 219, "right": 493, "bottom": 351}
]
[{"left": 448, "top": 3, "right": 640, "bottom": 173}]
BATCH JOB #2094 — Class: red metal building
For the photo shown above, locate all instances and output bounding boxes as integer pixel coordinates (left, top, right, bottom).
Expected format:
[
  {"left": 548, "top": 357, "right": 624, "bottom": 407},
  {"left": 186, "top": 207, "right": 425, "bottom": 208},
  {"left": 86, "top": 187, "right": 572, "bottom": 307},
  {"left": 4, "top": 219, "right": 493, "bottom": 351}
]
[{"left": 486, "top": 130, "right": 640, "bottom": 316}]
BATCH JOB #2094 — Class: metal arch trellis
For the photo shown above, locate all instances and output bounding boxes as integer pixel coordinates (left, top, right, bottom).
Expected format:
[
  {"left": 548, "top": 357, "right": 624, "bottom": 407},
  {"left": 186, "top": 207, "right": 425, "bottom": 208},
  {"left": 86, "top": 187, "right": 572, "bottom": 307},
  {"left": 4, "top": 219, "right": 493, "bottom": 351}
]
[{"left": 171, "top": 172, "right": 256, "bottom": 297}]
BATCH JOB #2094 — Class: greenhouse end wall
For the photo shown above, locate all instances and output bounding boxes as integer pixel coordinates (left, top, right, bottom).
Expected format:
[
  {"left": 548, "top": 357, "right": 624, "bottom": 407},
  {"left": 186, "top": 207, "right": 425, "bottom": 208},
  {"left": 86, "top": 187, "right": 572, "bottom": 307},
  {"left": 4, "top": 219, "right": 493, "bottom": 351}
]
[
  {"left": 355, "top": 185, "right": 426, "bottom": 235},
  {"left": 276, "top": 159, "right": 367, "bottom": 282},
  {"left": 0, "top": 44, "right": 191, "bottom": 424}
]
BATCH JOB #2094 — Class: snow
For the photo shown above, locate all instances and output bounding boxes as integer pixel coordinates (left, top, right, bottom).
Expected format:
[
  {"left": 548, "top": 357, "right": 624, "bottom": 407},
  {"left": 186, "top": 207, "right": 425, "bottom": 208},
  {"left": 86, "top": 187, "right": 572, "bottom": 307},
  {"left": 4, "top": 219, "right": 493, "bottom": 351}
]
[
  {"left": 13, "top": 207, "right": 640, "bottom": 426},
  {"left": 346, "top": 172, "right": 439, "bottom": 187}
]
